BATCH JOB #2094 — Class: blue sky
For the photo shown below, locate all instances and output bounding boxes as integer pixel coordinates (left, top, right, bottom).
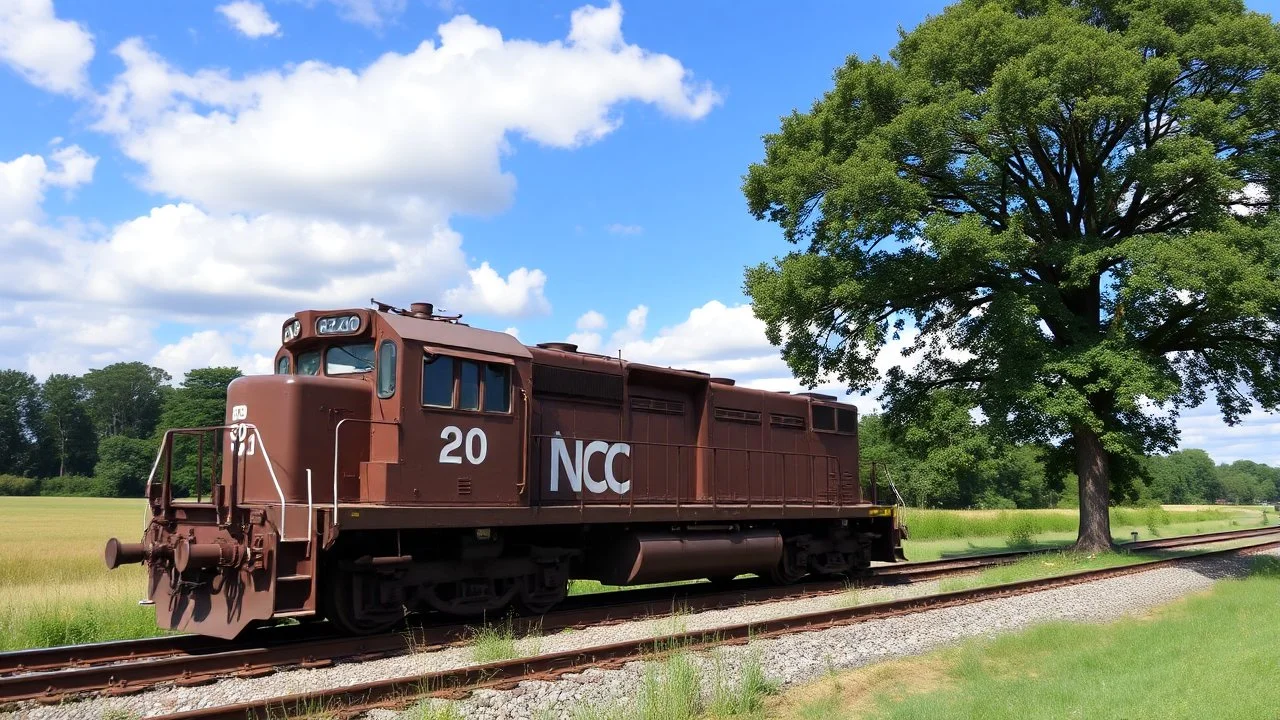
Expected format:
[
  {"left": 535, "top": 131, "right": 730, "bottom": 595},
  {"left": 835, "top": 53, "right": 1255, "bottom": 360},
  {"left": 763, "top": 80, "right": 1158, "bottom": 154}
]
[{"left": 0, "top": 0, "right": 1277, "bottom": 467}]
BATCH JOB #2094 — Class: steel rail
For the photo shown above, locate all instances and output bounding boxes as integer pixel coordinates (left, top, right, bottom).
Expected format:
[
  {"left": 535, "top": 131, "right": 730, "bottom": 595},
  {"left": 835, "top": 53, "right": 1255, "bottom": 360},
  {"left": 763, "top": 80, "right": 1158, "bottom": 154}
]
[
  {"left": 144, "top": 536, "right": 1280, "bottom": 720},
  {"left": 3, "top": 524, "right": 1277, "bottom": 706}
]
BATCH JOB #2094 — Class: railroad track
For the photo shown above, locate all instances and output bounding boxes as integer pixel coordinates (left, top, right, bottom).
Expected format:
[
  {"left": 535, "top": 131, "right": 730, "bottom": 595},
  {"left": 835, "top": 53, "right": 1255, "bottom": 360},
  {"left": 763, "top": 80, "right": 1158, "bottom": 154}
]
[{"left": 4, "top": 524, "right": 1277, "bottom": 710}]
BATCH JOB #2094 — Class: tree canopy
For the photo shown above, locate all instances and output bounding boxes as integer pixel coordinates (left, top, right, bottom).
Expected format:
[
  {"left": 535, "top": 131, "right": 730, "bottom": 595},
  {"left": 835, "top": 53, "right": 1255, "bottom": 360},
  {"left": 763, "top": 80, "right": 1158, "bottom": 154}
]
[
  {"left": 743, "top": 0, "right": 1280, "bottom": 548},
  {"left": 83, "top": 362, "right": 171, "bottom": 439}
]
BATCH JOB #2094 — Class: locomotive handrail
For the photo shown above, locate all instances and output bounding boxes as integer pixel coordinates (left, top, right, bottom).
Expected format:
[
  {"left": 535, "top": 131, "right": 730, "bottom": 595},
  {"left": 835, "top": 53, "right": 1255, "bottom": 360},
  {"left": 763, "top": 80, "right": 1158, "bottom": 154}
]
[
  {"left": 143, "top": 424, "right": 297, "bottom": 541},
  {"left": 333, "top": 418, "right": 401, "bottom": 528}
]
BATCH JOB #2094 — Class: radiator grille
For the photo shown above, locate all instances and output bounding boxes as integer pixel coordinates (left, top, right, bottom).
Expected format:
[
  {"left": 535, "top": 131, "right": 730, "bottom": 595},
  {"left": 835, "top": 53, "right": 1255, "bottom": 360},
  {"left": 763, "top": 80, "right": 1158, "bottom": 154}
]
[
  {"left": 714, "top": 407, "right": 761, "bottom": 424},
  {"left": 632, "top": 396, "right": 685, "bottom": 415},
  {"left": 532, "top": 364, "right": 623, "bottom": 404},
  {"left": 770, "top": 413, "right": 806, "bottom": 429}
]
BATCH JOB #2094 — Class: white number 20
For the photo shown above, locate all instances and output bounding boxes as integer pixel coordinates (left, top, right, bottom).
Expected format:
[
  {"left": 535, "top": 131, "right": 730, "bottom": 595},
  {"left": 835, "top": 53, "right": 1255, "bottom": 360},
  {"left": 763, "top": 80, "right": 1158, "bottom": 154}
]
[{"left": 440, "top": 426, "right": 487, "bottom": 465}]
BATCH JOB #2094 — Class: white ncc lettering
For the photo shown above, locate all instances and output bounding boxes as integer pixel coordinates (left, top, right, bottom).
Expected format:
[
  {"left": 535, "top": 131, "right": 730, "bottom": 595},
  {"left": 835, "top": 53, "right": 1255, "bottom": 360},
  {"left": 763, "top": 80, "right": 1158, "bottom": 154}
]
[{"left": 550, "top": 432, "right": 630, "bottom": 495}]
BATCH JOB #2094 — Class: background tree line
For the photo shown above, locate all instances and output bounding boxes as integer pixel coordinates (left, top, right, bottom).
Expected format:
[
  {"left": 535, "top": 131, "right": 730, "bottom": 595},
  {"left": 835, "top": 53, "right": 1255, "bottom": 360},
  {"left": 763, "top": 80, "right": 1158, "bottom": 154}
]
[
  {"left": 0, "top": 364, "right": 241, "bottom": 498},
  {"left": 859, "top": 390, "right": 1279, "bottom": 510}
]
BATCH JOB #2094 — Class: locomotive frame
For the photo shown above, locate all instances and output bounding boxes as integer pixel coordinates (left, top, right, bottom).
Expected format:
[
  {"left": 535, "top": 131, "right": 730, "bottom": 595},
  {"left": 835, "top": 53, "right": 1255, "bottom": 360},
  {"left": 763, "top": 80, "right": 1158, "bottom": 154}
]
[{"left": 105, "top": 301, "right": 906, "bottom": 639}]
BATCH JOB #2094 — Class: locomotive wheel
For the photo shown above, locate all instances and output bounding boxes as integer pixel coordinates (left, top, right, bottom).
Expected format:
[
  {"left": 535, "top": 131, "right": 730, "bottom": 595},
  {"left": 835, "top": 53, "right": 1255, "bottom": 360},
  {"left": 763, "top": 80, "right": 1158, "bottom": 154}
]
[
  {"left": 421, "top": 577, "right": 519, "bottom": 617},
  {"left": 768, "top": 540, "right": 808, "bottom": 585},
  {"left": 323, "top": 567, "right": 405, "bottom": 635},
  {"left": 515, "top": 562, "right": 569, "bottom": 616}
]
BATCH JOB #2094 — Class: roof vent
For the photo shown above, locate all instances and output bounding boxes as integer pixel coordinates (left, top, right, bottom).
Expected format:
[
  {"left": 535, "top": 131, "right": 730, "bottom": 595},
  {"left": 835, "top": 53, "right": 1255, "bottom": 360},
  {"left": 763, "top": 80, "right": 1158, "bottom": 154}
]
[
  {"left": 371, "top": 298, "right": 464, "bottom": 323},
  {"left": 794, "top": 391, "right": 837, "bottom": 401},
  {"left": 710, "top": 377, "right": 735, "bottom": 386},
  {"left": 537, "top": 342, "right": 579, "bottom": 353}
]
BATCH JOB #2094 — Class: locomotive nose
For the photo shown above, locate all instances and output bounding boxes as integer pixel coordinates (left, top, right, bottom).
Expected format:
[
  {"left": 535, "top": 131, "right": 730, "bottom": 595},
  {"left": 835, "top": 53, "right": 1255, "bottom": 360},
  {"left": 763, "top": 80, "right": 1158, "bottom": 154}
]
[{"left": 104, "top": 538, "right": 146, "bottom": 570}]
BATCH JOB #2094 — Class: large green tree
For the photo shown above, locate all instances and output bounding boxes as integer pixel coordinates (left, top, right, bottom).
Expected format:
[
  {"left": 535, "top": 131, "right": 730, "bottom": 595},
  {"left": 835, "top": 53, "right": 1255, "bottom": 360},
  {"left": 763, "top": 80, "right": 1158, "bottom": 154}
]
[
  {"left": 36, "top": 374, "right": 97, "bottom": 477},
  {"left": 83, "top": 362, "right": 172, "bottom": 439},
  {"left": 0, "top": 370, "right": 41, "bottom": 475},
  {"left": 1145, "top": 448, "right": 1220, "bottom": 502},
  {"left": 743, "top": 0, "right": 1280, "bottom": 548}
]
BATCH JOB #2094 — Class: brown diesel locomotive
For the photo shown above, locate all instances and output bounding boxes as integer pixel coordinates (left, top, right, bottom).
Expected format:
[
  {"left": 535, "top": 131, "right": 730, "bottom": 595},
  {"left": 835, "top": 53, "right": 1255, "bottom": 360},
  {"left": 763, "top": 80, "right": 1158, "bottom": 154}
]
[{"left": 104, "top": 301, "right": 905, "bottom": 639}]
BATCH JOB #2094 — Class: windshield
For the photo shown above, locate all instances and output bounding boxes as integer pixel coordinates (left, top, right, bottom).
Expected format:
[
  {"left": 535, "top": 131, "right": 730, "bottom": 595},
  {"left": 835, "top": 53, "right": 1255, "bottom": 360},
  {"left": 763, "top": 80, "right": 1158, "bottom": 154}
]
[
  {"left": 298, "top": 350, "right": 321, "bottom": 375},
  {"left": 326, "top": 342, "right": 375, "bottom": 375}
]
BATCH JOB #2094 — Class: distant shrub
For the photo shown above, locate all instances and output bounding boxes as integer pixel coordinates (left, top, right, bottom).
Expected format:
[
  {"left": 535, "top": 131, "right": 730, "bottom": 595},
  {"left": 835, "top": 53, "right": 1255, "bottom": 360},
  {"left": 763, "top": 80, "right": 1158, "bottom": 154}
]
[
  {"left": 1006, "top": 515, "right": 1037, "bottom": 547},
  {"left": 0, "top": 475, "right": 41, "bottom": 496},
  {"left": 977, "top": 492, "right": 1018, "bottom": 510},
  {"left": 38, "top": 475, "right": 108, "bottom": 497},
  {"left": 1144, "top": 505, "right": 1171, "bottom": 536}
]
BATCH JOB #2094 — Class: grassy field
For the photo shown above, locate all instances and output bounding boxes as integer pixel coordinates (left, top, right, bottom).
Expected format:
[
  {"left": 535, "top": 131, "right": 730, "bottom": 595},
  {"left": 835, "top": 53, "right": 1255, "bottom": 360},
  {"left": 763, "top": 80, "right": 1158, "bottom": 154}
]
[
  {"left": 0, "top": 497, "right": 162, "bottom": 650},
  {"left": 0, "top": 497, "right": 1271, "bottom": 651},
  {"left": 898, "top": 505, "right": 1268, "bottom": 561},
  {"left": 760, "top": 554, "right": 1280, "bottom": 720}
]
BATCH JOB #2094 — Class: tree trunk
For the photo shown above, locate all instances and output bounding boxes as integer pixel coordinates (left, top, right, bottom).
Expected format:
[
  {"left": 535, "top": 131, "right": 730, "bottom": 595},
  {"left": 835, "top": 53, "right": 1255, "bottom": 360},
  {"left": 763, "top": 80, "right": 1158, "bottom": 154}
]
[{"left": 1074, "top": 425, "right": 1114, "bottom": 551}]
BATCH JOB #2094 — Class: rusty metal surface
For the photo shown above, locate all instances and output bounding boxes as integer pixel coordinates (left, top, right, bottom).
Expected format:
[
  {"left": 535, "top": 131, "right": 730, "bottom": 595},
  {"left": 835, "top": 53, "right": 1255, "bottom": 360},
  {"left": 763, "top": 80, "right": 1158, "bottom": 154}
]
[{"left": 140, "top": 536, "right": 1280, "bottom": 720}]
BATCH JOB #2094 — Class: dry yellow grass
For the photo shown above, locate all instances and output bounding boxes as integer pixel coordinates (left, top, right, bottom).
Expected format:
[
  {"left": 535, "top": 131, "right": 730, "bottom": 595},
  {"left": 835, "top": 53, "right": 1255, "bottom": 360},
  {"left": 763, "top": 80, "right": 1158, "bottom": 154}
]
[{"left": 0, "top": 497, "right": 163, "bottom": 649}]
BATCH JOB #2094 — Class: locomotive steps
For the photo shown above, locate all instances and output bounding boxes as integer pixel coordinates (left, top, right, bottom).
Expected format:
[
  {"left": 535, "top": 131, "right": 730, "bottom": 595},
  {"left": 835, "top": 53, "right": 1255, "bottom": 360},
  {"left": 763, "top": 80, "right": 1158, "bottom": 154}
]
[{"left": 3, "top": 525, "right": 1279, "bottom": 718}]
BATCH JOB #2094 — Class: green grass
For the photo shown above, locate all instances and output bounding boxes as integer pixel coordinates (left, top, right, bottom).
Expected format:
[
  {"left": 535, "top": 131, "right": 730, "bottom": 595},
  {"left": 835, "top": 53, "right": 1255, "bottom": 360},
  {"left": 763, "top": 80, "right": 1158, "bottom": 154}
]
[
  {"left": 467, "top": 615, "right": 523, "bottom": 663},
  {"left": 933, "top": 550, "right": 1153, "bottom": 593},
  {"left": 760, "top": 555, "right": 1280, "bottom": 720}
]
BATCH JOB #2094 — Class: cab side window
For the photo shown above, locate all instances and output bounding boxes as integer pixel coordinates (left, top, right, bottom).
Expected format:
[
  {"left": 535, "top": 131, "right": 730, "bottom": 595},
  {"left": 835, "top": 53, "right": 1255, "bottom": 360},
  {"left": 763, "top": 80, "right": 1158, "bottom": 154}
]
[
  {"left": 458, "top": 361, "right": 480, "bottom": 410},
  {"left": 422, "top": 355, "right": 455, "bottom": 407},
  {"left": 484, "top": 364, "right": 511, "bottom": 412},
  {"left": 376, "top": 340, "right": 397, "bottom": 398},
  {"left": 421, "top": 355, "right": 512, "bottom": 413},
  {"left": 275, "top": 356, "right": 290, "bottom": 375}
]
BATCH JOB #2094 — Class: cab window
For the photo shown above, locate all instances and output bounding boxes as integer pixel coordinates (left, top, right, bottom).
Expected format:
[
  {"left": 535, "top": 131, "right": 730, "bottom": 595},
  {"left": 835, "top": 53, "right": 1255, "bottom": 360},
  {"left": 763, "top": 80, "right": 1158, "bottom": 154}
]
[
  {"left": 298, "top": 350, "right": 321, "bottom": 375},
  {"left": 421, "top": 355, "right": 512, "bottom": 413},
  {"left": 458, "top": 361, "right": 480, "bottom": 410},
  {"left": 326, "top": 342, "right": 374, "bottom": 375},
  {"left": 422, "top": 355, "right": 455, "bottom": 407},
  {"left": 275, "top": 356, "right": 290, "bottom": 375},
  {"left": 484, "top": 364, "right": 511, "bottom": 412},
  {"left": 376, "top": 340, "right": 397, "bottom": 398}
]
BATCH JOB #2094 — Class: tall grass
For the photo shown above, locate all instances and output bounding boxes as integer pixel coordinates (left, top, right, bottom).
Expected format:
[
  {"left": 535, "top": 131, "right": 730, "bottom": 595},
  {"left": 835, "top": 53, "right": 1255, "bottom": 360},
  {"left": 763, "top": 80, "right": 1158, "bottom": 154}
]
[
  {"left": 0, "top": 496, "right": 166, "bottom": 650},
  {"left": 901, "top": 507, "right": 1232, "bottom": 541},
  {"left": 468, "top": 615, "right": 521, "bottom": 664}
]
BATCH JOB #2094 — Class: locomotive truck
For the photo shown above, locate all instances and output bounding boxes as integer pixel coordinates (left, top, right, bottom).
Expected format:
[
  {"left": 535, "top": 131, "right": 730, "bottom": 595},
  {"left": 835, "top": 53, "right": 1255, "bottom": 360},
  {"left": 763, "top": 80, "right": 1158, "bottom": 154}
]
[{"left": 103, "top": 301, "right": 906, "bottom": 639}]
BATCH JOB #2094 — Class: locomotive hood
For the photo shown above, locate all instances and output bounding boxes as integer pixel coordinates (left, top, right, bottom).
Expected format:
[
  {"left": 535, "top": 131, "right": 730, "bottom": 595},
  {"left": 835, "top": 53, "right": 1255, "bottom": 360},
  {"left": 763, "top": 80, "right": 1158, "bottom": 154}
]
[{"left": 224, "top": 373, "right": 371, "bottom": 507}]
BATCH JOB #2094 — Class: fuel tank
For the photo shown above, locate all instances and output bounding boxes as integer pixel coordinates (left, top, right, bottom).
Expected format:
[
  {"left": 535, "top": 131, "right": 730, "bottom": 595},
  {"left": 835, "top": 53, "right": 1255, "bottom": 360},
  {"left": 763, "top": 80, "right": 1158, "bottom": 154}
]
[{"left": 592, "top": 528, "right": 784, "bottom": 586}]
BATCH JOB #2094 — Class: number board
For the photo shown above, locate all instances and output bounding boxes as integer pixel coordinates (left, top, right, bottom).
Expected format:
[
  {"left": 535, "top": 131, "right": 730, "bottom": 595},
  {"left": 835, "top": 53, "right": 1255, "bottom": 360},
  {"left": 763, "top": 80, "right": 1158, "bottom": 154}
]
[{"left": 316, "top": 314, "right": 361, "bottom": 335}]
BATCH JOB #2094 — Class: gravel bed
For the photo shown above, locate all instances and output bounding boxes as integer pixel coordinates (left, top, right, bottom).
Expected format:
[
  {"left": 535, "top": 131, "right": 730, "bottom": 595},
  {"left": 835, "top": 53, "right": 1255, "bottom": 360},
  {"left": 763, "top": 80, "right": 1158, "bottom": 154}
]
[
  {"left": 6, "top": 548, "right": 1273, "bottom": 720},
  {"left": 413, "top": 549, "right": 1276, "bottom": 720}
]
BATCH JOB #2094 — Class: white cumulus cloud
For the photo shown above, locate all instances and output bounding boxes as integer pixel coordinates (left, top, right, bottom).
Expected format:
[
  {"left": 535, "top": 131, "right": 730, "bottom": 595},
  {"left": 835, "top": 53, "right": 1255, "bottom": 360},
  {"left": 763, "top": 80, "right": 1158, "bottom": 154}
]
[
  {"left": 576, "top": 310, "right": 606, "bottom": 331},
  {"left": 443, "top": 263, "right": 550, "bottom": 318},
  {"left": 94, "top": 3, "right": 720, "bottom": 222},
  {"left": 0, "top": 144, "right": 96, "bottom": 226},
  {"left": 0, "top": 0, "right": 94, "bottom": 95},
  {"left": 217, "top": 1, "right": 282, "bottom": 38}
]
